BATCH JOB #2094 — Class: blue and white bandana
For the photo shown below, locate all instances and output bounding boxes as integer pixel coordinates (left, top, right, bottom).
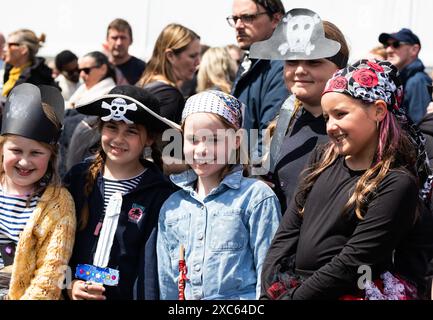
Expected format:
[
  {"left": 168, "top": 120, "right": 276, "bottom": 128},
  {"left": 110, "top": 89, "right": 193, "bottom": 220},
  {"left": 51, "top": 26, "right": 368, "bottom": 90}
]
[{"left": 182, "top": 90, "right": 243, "bottom": 129}]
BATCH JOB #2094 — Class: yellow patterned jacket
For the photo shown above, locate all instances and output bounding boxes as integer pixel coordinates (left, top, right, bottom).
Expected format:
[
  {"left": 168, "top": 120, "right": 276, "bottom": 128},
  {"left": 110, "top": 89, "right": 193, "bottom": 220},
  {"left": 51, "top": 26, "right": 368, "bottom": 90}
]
[{"left": 7, "top": 186, "right": 76, "bottom": 300}]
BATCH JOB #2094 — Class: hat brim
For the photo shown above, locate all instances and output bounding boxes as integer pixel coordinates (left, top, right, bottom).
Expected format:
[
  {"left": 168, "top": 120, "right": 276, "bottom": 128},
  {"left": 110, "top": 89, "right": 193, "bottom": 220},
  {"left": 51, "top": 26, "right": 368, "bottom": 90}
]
[
  {"left": 75, "top": 94, "right": 181, "bottom": 132},
  {"left": 1, "top": 84, "right": 64, "bottom": 144},
  {"left": 250, "top": 36, "right": 341, "bottom": 60}
]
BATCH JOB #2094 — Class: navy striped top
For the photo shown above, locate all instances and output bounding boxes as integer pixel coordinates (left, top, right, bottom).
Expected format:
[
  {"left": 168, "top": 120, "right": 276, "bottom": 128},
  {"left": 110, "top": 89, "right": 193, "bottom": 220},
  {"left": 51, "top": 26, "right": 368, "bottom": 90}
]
[
  {"left": 102, "top": 171, "right": 145, "bottom": 212},
  {"left": 0, "top": 187, "right": 39, "bottom": 244}
]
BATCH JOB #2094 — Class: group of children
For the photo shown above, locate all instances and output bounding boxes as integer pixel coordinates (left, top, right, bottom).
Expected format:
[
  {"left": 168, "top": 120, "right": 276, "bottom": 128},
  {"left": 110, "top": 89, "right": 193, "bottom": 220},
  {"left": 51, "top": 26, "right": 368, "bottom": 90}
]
[{"left": 1, "top": 8, "right": 433, "bottom": 300}]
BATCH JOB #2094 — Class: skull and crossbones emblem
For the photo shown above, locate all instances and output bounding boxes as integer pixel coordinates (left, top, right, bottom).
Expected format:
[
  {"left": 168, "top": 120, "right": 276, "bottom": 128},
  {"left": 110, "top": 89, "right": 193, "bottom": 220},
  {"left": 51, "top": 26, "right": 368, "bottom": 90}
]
[
  {"left": 278, "top": 13, "right": 321, "bottom": 56},
  {"left": 101, "top": 98, "right": 137, "bottom": 124}
]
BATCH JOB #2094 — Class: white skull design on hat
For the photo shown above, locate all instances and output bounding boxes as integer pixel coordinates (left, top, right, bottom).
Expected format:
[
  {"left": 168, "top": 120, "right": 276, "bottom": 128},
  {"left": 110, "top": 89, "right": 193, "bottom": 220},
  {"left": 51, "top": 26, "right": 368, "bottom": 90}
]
[
  {"left": 279, "top": 12, "right": 321, "bottom": 55},
  {"left": 101, "top": 98, "right": 138, "bottom": 124},
  {"left": 249, "top": 8, "right": 341, "bottom": 61}
]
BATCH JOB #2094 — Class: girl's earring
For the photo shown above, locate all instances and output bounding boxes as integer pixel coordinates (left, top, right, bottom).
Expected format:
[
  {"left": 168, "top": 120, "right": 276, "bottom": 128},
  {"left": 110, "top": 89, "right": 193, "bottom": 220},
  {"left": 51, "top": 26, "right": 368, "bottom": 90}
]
[
  {"left": 143, "top": 146, "right": 152, "bottom": 159},
  {"left": 39, "top": 171, "right": 52, "bottom": 187},
  {"left": 376, "top": 120, "right": 380, "bottom": 130}
]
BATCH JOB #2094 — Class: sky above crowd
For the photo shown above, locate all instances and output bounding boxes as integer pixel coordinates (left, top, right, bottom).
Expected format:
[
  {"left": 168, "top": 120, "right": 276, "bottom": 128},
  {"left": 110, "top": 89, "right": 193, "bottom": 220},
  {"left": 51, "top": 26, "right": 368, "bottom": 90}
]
[{"left": 2, "top": 0, "right": 432, "bottom": 67}]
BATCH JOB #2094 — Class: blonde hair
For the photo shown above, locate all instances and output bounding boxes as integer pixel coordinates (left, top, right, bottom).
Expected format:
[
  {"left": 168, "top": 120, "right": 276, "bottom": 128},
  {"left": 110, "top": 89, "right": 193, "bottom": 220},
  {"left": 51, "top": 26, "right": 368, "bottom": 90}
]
[
  {"left": 9, "top": 29, "right": 45, "bottom": 61},
  {"left": 368, "top": 45, "right": 387, "bottom": 60},
  {"left": 137, "top": 24, "right": 200, "bottom": 87},
  {"left": 0, "top": 135, "right": 60, "bottom": 206},
  {"left": 0, "top": 101, "right": 61, "bottom": 205},
  {"left": 196, "top": 47, "right": 238, "bottom": 94}
]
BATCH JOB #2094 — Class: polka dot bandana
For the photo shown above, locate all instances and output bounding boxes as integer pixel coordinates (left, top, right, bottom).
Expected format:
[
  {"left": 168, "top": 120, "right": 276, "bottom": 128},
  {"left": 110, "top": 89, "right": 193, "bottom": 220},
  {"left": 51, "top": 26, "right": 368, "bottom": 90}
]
[{"left": 182, "top": 90, "right": 243, "bottom": 129}]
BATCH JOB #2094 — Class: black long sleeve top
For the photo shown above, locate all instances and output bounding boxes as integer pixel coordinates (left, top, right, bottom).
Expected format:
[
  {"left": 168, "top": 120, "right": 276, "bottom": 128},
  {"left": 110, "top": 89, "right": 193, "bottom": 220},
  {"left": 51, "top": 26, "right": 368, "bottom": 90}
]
[{"left": 261, "top": 151, "right": 433, "bottom": 299}]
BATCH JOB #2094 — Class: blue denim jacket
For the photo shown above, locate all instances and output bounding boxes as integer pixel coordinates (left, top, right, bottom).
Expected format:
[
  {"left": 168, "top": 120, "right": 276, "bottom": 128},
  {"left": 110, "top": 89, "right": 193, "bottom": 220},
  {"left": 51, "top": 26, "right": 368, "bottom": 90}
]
[{"left": 157, "top": 166, "right": 281, "bottom": 300}]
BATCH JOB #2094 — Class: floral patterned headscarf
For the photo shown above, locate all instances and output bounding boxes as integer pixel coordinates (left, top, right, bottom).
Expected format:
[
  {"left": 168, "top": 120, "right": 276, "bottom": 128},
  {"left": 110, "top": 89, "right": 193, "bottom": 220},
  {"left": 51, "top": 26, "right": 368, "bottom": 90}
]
[{"left": 323, "top": 59, "right": 433, "bottom": 204}]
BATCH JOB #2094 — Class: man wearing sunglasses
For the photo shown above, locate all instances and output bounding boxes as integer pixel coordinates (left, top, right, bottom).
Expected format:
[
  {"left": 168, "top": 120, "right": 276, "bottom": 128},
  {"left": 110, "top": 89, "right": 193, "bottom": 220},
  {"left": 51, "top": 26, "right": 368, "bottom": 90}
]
[
  {"left": 54, "top": 50, "right": 80, "bottom": 102},
  {"left": 228, "top": 0, "right": 289, "bottom": 163},
  {"left": 379, "top": 28, "right": 432, "bottom": 124}
]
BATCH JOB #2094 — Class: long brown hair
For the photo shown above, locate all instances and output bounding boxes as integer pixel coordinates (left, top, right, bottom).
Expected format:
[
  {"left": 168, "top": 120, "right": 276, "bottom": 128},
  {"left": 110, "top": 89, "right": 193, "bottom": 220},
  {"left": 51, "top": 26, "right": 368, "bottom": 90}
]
[
  {"left": 78, "top": 121, "right": 163, "bottom": 230},
  {"left": 295, "top": 110, "right": 418, "bottom": 220},
  {"left": 137, "top": 23, "right": 200, "bottom": 87}
]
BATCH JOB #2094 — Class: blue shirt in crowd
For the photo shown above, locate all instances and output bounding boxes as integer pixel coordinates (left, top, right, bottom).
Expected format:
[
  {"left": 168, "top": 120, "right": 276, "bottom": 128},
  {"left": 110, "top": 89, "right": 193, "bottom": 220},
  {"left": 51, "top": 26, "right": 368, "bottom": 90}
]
[{"left": 157, "top": 166, "right": 281, "bottom": 300}]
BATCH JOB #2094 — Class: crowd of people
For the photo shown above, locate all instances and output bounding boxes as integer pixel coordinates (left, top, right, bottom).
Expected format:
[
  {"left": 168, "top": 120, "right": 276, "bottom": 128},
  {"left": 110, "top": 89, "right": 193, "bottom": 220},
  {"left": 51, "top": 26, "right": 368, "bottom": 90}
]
[{"left": 0, "top": 0, "right": 433, "bottom": 301}]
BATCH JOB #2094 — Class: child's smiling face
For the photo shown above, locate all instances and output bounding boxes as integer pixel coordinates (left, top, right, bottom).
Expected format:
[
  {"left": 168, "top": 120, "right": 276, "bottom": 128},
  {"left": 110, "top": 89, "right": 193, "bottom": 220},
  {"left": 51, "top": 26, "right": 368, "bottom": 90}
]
[{"left": 183, "top": 112, "right": 238, "bottom": 185}]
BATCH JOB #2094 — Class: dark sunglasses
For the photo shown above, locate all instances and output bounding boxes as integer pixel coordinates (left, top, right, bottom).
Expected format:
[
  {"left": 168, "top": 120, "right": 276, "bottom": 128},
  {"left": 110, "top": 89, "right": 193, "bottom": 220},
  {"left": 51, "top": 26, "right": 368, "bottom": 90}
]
[
  {"left": 384, "top": 41, "right": 410, "bottom": 49},
  {"left": 78, "top": 66, "right": 99, "bottom": 74}
]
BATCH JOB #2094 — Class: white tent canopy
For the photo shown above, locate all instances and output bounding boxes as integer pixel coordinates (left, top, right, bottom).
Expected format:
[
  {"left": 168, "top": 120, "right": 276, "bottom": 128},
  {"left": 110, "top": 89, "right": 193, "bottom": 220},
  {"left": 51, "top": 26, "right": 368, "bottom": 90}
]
[{"left": 2, "top": 0, "right": 432, "bottom": 67}]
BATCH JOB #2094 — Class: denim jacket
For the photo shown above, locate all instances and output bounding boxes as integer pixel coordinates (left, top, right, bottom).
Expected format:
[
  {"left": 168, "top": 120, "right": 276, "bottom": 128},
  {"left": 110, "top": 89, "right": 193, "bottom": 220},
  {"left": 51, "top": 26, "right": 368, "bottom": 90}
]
[{"left": 157, "top": 166, "right": 281, "bottom": 300}]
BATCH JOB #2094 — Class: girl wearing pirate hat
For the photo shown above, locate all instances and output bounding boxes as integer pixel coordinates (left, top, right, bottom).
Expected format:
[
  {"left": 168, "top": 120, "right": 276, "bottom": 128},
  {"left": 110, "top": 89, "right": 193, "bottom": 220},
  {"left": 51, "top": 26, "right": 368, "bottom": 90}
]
[
  {"left": 0, "top": 83, "right": 76, "bottom": 299},
  {"left": 261, "top": 59, "right": 433, "bottom": 300},
  {"left": 64, "top": 85, "right": 179, "bottom": 300},
  {"left": 249, "top": 8, "right": 349, "bottom": 213}
]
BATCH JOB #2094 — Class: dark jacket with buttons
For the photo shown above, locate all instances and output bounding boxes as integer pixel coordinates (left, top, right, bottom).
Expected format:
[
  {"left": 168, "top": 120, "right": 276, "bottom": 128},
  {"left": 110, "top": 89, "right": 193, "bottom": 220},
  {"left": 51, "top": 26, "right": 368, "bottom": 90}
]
[{"left": 232, "top": 58, "right": 289, "bottom": 138}]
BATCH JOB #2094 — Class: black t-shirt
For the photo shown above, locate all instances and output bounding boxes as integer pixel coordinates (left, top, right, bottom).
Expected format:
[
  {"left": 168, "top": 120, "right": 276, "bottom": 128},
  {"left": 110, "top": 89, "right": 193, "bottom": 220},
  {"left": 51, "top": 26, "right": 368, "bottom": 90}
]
[
  {"left": 273, "top": 109, "right": 328, "bottom": 212},
  {"left": 117, "top": 56, "right": 146, "bottom": 85},
  {"left": 142, "top": 81, "right": 185, "bottom": 124},
  {"left": 262, "top": 150, "right": 433, "bottom": 299}
]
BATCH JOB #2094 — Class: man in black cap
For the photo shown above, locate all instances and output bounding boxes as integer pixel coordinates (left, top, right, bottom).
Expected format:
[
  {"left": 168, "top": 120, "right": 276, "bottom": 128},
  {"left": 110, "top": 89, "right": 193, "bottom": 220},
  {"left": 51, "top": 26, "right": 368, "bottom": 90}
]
[{"left": 379, "top": 28, "right": 432, "bottom": 124}]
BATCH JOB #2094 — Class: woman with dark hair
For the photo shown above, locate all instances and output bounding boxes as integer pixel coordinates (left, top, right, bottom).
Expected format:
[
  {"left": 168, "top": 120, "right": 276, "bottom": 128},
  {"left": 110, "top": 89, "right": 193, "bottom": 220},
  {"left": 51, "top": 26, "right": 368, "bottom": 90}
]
[
  {"left": 68, "top": 51, "right": 116, "bottom": 108},
  {"left": 60, "top": 51, "right": 117, "bottom": 176}
]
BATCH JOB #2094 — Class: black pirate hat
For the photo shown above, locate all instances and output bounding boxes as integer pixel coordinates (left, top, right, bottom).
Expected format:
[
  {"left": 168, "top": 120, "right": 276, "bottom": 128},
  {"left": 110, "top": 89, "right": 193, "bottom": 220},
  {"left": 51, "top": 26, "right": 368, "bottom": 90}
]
[
  {"left": 75, "top": 85, "right": 180, "bottom": 132},
  {"left": 250, "top": 8, "right": 341, "bottom": 61},
  {"left": 1, "top": 83, "right": 64, "bottom": 144}
]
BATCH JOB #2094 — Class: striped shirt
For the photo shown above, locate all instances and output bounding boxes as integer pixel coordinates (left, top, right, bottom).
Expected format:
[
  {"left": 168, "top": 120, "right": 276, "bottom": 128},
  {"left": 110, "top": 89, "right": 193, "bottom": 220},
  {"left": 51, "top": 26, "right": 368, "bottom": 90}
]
[
  {"left": 0, "top": 188, "right": 39, "bottom": 244},
  {"left": 103, "top": 171, "right": 145, "bottom": 213}
]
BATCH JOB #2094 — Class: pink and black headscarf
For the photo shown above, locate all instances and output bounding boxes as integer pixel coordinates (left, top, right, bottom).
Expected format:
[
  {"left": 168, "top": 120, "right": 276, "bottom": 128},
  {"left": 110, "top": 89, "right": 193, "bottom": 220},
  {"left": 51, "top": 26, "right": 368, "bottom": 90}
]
[{"left": 323, "top": 59, "right": 433, "bottom": 203}]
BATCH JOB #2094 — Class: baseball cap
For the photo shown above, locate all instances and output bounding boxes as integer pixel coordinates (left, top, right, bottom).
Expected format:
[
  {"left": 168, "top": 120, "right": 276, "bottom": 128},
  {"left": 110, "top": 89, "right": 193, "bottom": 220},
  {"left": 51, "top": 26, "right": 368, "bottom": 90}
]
[{"left": 379, "top": 28, "right": 420, "bottom": 46}]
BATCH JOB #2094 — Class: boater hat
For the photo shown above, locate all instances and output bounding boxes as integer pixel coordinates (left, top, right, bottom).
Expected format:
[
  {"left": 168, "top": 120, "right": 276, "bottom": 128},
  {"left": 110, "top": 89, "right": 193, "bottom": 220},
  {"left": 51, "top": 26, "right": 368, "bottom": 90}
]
[
  {"left": 250, "top": 8, "right": 341, "bottom": 61},
  {"left": 1, "top": 83, "right": 64, "bottom": 145},
  {"left": 75, "top": 85, "right": 180, "bottom": 132}
]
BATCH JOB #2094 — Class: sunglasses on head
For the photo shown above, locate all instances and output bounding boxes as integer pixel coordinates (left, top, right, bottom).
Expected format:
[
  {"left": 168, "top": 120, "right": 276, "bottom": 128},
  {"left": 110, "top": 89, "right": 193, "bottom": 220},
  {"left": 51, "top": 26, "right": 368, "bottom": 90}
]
[
  {"left": 384, "top": 41, "right": 410, "bottom": 49},
  {"left": 78, "top": 65, "right": 99, "bottom": 74}
]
